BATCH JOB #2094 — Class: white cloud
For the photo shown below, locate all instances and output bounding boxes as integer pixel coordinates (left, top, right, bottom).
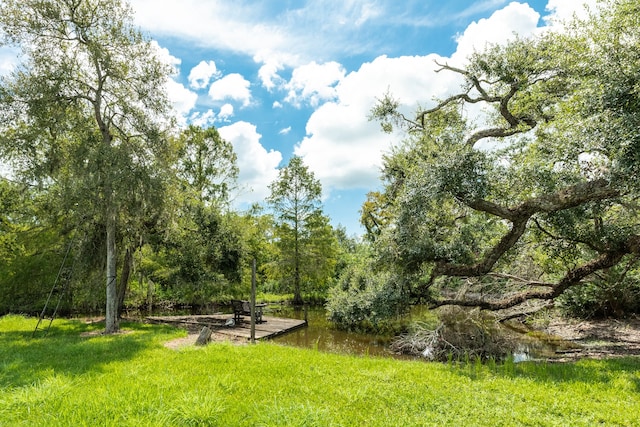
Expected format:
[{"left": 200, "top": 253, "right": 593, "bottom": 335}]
[
  {"left": 285, "top": 61, "right": 346, "bottom": 107},
  {"left": 150, "top": 40, "right": 181, "bottom": 73},
  {"left": 295, "top": 1, "right": 556, "bottom": 194},
  {"left": 189, "top": 110, "right": 216, "bottom": 128},
  {"left": 188, "top": 60, "right": 220, "bottom": 89},
  {"left": 208, "top": 73, "right": 252, "bottom": 107},
  {"left": 148, "top": 41, "right": 197, "bottom": 125},
  {"left": 295, "top": 54, "right": 461, "bottom": 190},
  {"left": 544, "top": 0, "right": 598, "bottom": 26},
  {"left": 128, "top": 0, "right": 420, "bottom": 71},
  {"left": 218, "top": 104, "right": 234, "bottom": 121},
  {"left": 279, "top": 126, "right": 292, "bottom": 135},
  {"left": 273, "top": 101, "right": 283, "bottom": 109},
  {"left": 130, "top": 0, "right": 297, "bottom": 66},
  {"left": 355, "top": 3, "right": 382, "bottom": 26},
  {"left": 217, "top": 121, "right": 282, "bottom": 204},
  {"left": 451, "top": 2, "right": 540, "bottom": 64},
  {"left": 166, "top": 79, "right": 198, "bottom": 124},
  {"left": 258, "top": 60, "right": 285, "bottom": 90}
]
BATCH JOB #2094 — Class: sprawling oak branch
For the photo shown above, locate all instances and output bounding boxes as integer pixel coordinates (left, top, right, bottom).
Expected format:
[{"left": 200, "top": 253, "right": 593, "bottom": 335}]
[
  {"left": 414, "top": 61, "right": 538, "bottom": 146},
  {"left": 436, "top": 179, "right": 620, "bottom": 280},
  {"left": 432, "top": 241, "right": 635, "bottom": 310},
  {"left": 423, "top": 177, "right": 628, "bottom": 311}
]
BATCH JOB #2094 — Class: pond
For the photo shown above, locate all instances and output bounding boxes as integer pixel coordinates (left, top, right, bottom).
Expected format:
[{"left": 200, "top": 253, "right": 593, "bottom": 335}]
[{"left": 267, "top": 305, "right": 577, "bottom": 361}]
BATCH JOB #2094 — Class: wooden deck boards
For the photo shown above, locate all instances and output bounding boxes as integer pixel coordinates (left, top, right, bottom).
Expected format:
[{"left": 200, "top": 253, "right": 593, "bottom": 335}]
[{"left": 146, "top": 314, "right": 307, "bottom": 341}]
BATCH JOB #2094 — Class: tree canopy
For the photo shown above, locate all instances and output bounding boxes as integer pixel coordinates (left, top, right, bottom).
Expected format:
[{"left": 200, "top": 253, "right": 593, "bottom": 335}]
[
  {"left": 367, "top": 0, "right": 640, "bottom": 316},
  {"left": 0, "top": 0, "right": 174, "bottom": 332}
]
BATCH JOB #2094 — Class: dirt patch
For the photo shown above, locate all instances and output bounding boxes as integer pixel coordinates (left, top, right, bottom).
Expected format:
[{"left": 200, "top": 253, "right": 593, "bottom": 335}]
[
  {"left": 163, "top": 331, "right": 248, "bottom": 350},
  {"left": 79, "top": 329, "right": 134, "bottom": 337},
  {"left": 541, "top": 317, "right": 640, "bottom": 361}
]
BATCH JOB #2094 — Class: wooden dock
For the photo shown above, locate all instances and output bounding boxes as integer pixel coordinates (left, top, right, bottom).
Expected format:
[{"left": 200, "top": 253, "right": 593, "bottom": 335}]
[{"left": 146, "top": 314, "right": 307, "bottom": 341}]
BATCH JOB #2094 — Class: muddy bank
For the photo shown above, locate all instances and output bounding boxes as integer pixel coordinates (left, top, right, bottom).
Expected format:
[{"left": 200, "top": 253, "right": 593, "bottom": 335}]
[{"left": 540, "top": 317, "right": 640, "bottom": 361}]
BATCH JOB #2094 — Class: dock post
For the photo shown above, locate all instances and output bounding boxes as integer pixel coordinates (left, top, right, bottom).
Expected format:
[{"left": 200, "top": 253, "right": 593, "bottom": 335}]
[{"left": 250, "top": 258, "right": 256, "bottom": 343}]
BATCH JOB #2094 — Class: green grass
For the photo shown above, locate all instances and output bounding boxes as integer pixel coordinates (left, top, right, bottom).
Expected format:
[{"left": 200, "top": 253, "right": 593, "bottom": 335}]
[{"left": 1, "top": 315, "right": 639, "bottom": 426}]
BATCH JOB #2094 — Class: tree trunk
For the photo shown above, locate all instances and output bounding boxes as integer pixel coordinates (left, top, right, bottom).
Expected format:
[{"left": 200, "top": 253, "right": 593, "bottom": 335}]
[
  {"left": 293, "top": 216, "right": 303, "bottom": 306},
  {"left": 105, "top": 189, "right": 119, "bottom": 333},
  {"left": 116, "top": 245, "right": 133, "bottom": 319}
]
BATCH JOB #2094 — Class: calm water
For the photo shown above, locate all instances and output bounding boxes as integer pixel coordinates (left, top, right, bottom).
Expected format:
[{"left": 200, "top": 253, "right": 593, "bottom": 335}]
[{"left": 268, "top": 306, "right": 400, "bottom": 358}]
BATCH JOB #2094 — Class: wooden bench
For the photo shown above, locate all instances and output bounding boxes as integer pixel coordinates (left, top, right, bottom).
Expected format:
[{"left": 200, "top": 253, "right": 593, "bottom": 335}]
[{"left": 231, "top": 299, "right": 267, "bottom": 324}]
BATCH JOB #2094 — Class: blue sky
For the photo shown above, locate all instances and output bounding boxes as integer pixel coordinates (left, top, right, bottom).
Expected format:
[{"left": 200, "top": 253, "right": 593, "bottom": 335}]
[{"left": 1, "top": 0, "right": 596, "bottom": 235}]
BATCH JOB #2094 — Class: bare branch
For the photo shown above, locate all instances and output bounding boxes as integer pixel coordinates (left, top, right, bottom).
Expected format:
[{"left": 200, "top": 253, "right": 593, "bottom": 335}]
[
  {"left": 414, "top": 61, "right": 540, "bottom": 146},
  {"left": 487, "top": 272, "right": 555, "bottom": 287}
]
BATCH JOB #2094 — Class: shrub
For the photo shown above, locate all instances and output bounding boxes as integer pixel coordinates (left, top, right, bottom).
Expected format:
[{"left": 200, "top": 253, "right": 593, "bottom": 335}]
[{"left": 326, "top": 257, "right": 407, "bottom": 333}]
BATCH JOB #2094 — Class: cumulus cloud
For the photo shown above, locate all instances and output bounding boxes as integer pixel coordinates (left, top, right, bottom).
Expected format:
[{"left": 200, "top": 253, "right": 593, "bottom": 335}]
[
  {"left": 451, "top": 2, "right": 540, "bottom": 64},
  {"left": 295, "top": 54, "right": 461, "bottom": 190},
  {"left": 150, "top": 40, "right": 181, "bottom": 73},
  {"left": 188, "top": 60, "right": 220, "bottom": 89},
  {"left": 208, "top": 73, "right": 252, "bottom": 107},
  {"left": 189, "top": 110, "right": 216, "bottom": 128},
  {"left": 544, "top": 0, "right": 598, "bottom": 25},
  {"left": 166, "top": 79, "right": 198, "bottom": 125},
  {"left": 217, "top": 121, "right": 282, "bottom": 204},
  {"left": 285, "top": 61, "right": 346, "bottom": 107},
  {"left": 218, "top": 104, "right": 234, "bottom": 121},
  {"left": 148, "top": 41, "right": 199, "bottom": 125},
  {"left": 258, "top": 60, "right": 285, "bottom": 91}
]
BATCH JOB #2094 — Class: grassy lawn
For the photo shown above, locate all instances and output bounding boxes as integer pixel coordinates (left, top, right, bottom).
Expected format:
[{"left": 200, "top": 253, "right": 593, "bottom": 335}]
[{"left": 1, "top": 315, "right": 639, "bottom": 426}]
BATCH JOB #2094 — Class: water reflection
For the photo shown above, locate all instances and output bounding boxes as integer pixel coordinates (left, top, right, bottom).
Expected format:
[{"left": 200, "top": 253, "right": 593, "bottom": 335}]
[{"left": 269, "top": 306, "right": 401, "bottom": 358}]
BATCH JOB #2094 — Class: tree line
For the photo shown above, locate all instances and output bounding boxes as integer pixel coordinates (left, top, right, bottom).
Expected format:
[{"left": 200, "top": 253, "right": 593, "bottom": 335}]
[{"left": 2, "top": 0, "right": 639, "bottom": 336}]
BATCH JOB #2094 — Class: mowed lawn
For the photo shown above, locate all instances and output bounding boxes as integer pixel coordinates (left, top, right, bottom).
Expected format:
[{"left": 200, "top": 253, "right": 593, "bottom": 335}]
[{"left": 1, "top": 315, "right": 639, "bottom": 426}]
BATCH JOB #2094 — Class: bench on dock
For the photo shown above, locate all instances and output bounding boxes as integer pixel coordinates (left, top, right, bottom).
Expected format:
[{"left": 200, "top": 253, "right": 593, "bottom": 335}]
[{"left": 231, "top": 299, "right": 267, "bottom": 324}]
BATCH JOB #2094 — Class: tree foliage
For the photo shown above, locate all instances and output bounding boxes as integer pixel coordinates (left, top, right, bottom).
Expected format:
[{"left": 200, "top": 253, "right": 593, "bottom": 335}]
[
  {"left": 368, "top": 0, "right": 640, "bottom": 317},
  {"left": 0, "top": 0, "right": 174, "bottom": 331},
  {"left": 326, "top": 245, "right": 406, "bottom": 332},
  {"left": 174, "top": 125, "right": 238, "bottom": 206},
  {"left": 267, "top": 156, "right": 337, "bottom": 305}
]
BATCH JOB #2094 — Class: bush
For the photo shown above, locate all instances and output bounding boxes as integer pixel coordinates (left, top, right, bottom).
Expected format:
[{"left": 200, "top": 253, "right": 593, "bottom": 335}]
[
  {"left": 559, "top": 266, "right": 640, "bottom": 319},
  {"left": 326, "top": 256, "right": 407, "bottom": 333},
  {"left": 390, "top": 307, "right": 516, "bottom": 361}
]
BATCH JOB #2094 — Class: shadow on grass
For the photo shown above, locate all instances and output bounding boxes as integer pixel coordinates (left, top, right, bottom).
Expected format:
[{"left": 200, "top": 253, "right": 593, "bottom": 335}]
[
  {"left": 0, "top": 316, "right": 180, "bottom": 389},
  {"left": 449, "top": 356, "right": 640, "bottom": 391}
]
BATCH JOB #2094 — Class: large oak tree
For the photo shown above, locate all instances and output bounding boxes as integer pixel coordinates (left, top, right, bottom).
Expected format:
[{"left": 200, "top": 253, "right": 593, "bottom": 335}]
[{"left": 369, "top": 0, "right": 640, "bottom": 316}]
